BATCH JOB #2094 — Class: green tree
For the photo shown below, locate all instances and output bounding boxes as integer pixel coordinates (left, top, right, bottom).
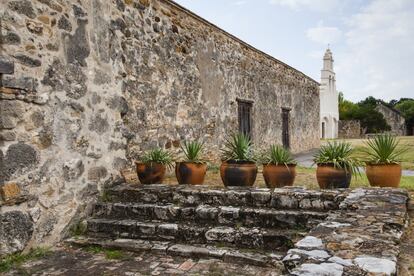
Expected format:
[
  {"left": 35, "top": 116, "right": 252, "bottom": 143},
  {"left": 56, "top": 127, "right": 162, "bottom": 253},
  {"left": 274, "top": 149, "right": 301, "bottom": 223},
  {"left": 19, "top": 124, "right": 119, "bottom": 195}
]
[{"left": 338, "top": 94, "right": 391, "bottom": 133}]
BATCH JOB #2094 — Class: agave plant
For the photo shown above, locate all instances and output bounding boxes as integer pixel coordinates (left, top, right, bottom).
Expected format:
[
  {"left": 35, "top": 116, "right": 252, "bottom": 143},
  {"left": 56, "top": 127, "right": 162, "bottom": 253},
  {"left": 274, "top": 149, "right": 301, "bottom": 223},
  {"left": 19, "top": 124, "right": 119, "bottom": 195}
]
[
  {"left": 181, "top": 140, "right": 204, "bottom": 163},
  {"left": 313, "top": 141, "right": 360, "bottom": 175},
  {"left": 362, "top": 134, "right": 408, "bottom": 164},
  {"left": 262, "top": 145, "right": 296, "bottom": 166},
  {"left": 141, "top": 148, "right": 173, "bottom": 168},
  {"left": 221, "top": 133, "right": 255, "bottom": 162}
]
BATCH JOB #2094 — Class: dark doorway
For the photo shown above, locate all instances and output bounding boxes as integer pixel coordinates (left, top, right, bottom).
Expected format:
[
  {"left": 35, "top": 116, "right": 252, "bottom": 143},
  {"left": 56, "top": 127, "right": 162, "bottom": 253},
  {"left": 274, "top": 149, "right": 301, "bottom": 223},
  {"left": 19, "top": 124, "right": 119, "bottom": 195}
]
[
  {"left": 321, "top": 122, "right": 326, "bottom": 139},
  {"left": 282, "top": 108, "right": 290, "bottom": 149},
  {"left": 237, "top": 99, "right": 253, "bottom": 139}
]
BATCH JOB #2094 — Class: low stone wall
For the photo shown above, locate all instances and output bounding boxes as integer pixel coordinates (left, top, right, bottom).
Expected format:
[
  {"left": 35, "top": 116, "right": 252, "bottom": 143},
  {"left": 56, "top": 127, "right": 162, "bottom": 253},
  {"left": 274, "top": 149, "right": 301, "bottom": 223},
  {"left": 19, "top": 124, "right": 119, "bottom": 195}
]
[
  {"left": 338, "top": 120, "right": 361, "bottom": 139},
  {"left": 283, "top": 188, "right": 409, "bottom": 275}
]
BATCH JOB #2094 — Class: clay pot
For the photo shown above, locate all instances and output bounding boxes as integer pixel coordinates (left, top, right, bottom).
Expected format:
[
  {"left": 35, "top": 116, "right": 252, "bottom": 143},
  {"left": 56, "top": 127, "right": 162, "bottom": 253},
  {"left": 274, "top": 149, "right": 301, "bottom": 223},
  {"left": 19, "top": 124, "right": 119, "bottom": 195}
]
[
  {"left": 316, "top": 163, "right": 352, "bottom": 189},
  {"left": 220, "top": 161, "right": 257, "bottom": 187},
  {"left": 175, "top": 162, "right": 207, "bottom": 185},
  {"left": 135, "top": 162, "right": 166, "bottom": 184},
  {"left": 366, "top": 163, "right": 402, "bottom": 188},
  {"left": 263, "top": 164, "right": 296, "bottom": 188}
]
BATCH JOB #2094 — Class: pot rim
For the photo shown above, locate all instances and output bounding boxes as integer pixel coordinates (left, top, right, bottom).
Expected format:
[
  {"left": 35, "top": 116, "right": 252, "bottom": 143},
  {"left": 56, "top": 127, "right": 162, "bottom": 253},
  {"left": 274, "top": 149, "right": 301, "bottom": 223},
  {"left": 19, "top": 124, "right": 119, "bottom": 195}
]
[
  {"left": 175, "top": 161, "right": 207, "bottom": 165},
  {"left": 222, "top": 160, "right": 256, "bottom": 165},
  {"left": 263, "top": 163, "right": 297, "bottom": 167},
  {"left": 317, "top": 162, "right": 346, "bottom": 167},
  {"left": 365, "top": 162, "right": 401, "bottom": 166},
  {"left": 135, "top": 161, "right": 166, "bottom": 166}
]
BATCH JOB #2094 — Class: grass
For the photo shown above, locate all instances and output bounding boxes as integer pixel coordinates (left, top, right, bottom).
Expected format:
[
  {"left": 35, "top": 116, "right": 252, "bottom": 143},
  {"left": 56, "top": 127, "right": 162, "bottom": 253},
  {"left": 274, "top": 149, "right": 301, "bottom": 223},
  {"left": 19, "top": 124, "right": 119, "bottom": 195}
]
[
  {"left": 295, "top": 166, "right": 414, "bottom": 190},
  {"left": 0, "top": 247, "right": 51, "bottom": 273},
  {"left": 84, "top": 245, "right": 128, "bottom": 260},
  {"left": 333, "top": 136, "right": 414, "bottom": 170},
  {"left": 70, "top": 221, "right": 87, "bottom": 237}
]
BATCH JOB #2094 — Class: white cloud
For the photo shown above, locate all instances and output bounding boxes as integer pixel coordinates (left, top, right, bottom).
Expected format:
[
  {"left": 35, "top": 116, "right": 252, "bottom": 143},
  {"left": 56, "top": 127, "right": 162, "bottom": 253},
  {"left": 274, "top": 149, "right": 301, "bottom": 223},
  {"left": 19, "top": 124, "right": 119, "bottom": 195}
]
[
  {"left": 306, "top": 23, "right": 342, "bottom": 45},
  {"left": 269, "top": 0, "right": 341, "bottom": 12},
  {"left": 336, "top": 0, "right": 414, "bottom": 101}
]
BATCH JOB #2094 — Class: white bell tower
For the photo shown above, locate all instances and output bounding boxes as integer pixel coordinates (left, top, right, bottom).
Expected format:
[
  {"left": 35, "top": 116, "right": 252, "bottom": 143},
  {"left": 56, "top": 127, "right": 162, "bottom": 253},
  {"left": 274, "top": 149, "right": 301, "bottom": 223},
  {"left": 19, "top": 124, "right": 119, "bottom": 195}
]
[{"left": 320, "top": 48, "right": 339, "bottom": 139}]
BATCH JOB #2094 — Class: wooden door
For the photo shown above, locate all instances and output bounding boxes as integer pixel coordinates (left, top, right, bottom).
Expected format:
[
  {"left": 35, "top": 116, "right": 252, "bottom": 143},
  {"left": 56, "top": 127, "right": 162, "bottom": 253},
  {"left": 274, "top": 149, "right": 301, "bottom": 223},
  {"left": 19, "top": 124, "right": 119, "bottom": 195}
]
[
  {"left": 238, "top": 100, "right": 253, "bottom": 139},
  {"left": 282, "top": 108, "right": 290, "bottom": 149}
]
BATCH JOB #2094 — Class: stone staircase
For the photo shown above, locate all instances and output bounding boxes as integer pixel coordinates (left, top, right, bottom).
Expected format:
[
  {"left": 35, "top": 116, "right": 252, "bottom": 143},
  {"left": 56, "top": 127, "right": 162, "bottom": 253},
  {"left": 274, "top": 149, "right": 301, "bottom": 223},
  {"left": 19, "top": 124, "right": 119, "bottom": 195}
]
[{"left": 68, "top": 184, "right": 346, "bottom": 269}]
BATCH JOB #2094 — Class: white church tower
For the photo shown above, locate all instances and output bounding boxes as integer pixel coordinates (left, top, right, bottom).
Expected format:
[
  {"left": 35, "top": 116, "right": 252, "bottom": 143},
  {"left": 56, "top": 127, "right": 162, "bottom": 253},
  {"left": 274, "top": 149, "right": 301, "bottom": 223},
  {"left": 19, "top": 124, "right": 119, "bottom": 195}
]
[{"left": 320, "top": 48, "right": 339, "bottom": 139}]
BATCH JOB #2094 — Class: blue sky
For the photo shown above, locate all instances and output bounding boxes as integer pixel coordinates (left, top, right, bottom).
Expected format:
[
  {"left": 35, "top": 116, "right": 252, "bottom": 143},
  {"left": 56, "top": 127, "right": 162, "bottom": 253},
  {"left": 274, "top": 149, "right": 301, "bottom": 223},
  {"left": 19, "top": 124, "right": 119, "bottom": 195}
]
[{"left": 174, "top": 0, "right": 414, "bottom": 102}]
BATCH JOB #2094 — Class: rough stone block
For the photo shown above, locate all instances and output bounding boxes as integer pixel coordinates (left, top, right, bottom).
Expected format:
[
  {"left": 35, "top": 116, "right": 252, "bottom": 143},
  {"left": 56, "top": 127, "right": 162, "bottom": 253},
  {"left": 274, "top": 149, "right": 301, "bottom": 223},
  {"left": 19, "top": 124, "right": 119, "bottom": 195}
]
[
  {"left": 205, "top": 226, "right": 236, "bottom": 243},
  {"left": 136, "top": 222, "right": 156, "bottom": 236},
  {"left": 0, "top": 56, "right": 14, "bottom": 74},
  {"left": 223, "top": 250, "right": 269, "bottom": 267},
  {"left": 217, "top": 206, "right": 240, "bottom": 224},
  {"left": 167, "top": 244, "right": 209, "bottom": 258},
  {"left": 121, "top": 168, "right": 138, "bottom": 184},
  {"left": 87, "top": 166, "right": 108, "bottom": 181},
  {"left": 2, "top": 143, "right": 38, "bottom": 181},
  {"left": 250, "top": 189, "right": 271, "bottom": 206},
  {"left": 0, "top": 101, "right": 24, "bottom": 129},
  {"left": 0, "top": 182, "right": 21, "bottom": 201},
  {"left": 0, "top": 211, "right": 34, "bottom": 255},
  {"left": 158, "top": 223, "right": 178, "bottom": 240},
  {"left": 2, "top": 76, "right": 37, "bottom": 92},
  {"left": 195, "top": 205, "right": 218, "bottom": 221},
  {"left": 291, "top": 263, "right": 343, "bottom": 276}
]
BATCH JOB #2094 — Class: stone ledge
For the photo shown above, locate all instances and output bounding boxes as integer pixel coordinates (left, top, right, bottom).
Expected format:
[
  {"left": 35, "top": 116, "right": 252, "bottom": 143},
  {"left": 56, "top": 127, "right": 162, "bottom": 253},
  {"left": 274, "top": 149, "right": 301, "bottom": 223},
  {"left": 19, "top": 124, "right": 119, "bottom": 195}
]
[
  {"left": 66, "top": 237, "right": 285, "bottom": 268},
  {"left": 108, "top": 184, "right": 347, "bottom": 211},
  {"left": 92, "top": 202, "right": 327, "bottom": 229}
]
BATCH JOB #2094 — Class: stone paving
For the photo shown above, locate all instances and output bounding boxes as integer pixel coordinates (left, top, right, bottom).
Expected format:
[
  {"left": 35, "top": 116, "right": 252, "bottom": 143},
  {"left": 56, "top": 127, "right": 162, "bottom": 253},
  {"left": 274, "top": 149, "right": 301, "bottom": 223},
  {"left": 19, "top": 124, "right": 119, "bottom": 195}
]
[{"left": 6, "top": 245, "right": 281, "bottom": 276}]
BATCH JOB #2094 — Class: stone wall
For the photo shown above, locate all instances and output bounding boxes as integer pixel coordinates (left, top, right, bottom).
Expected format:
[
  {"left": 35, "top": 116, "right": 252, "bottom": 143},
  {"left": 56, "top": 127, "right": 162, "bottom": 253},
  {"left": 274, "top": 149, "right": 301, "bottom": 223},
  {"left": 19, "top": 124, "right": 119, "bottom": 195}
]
[
  {"left": 338, "top": 120, "right": 361, "bottom": 139},
  {"left": 376, "top": 102, "right": 406, "bottom": 136},
  {"left": 0, "top": 0, "right": 319, "bottom": 254}
]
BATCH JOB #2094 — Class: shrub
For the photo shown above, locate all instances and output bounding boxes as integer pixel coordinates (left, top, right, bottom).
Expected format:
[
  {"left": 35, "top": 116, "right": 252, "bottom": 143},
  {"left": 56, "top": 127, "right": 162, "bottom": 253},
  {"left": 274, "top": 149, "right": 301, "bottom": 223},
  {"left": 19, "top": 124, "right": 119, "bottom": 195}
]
[
  {"left": 362, "top": 134, "right": 408, "bottom": 164},
  {"left": 313, "top": 141, "right": 360, "bottom": 175},
  {"left": 181, "top": 140, "right": 204, "bottom": 163},
  {"left": 261, "top": 145, "right": 296, "bottom": 166},
  {"left": 221, "top": 133, "right": 255, "bottom": 162}
]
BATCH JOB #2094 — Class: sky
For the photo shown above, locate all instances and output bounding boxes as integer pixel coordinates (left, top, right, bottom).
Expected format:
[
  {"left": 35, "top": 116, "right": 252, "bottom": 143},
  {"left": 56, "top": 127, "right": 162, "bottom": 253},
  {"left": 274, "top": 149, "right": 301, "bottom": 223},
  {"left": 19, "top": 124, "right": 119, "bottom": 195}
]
[{"left": 174, "top": 0, "right": 414, "bottom": 103}]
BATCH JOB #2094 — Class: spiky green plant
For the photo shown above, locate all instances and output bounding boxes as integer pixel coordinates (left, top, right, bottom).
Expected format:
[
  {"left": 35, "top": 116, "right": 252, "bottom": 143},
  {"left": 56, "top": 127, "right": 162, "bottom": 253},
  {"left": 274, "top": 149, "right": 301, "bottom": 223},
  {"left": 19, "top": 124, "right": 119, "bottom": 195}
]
[
  {"left": 313, "top": 141, "right": 360, "bottom": 175},
  {"left": 221, "top": 133, "right": 255, "bottom": 162},
  {"left": 181, "top": 140, "right": 204, "bottom": 163},
  {"left": 262, "top": 145, "right": 296, "bottom": 166},
  {"left": 141, "top": 148, "right": 173, "bottom": 168},
  {"left": 362, "top": 134, "right": 408, "bottom": 164}
]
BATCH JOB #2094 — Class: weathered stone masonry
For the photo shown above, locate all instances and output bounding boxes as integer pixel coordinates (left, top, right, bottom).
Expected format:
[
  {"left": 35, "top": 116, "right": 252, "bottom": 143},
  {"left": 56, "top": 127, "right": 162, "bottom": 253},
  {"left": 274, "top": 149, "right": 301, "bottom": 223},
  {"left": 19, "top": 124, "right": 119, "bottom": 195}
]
[{"left": 1, "top": 0, "right": 319, "bottom": 254}]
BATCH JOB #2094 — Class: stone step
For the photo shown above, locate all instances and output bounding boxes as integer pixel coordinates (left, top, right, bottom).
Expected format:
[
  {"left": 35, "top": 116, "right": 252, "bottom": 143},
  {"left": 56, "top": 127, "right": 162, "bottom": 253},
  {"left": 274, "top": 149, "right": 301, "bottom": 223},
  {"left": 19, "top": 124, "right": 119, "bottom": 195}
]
[
  {"left": 92, "top": 202, "right": 327, "bottom": 229},
  {"left": 106, "top": 184, "right": 346, "bottom": 211},
  {"left": 66, "top": 236, "right": 285, "bottom": 268},
  {"left": 86, "top": 218, "right": 306, "bottom": 250}
]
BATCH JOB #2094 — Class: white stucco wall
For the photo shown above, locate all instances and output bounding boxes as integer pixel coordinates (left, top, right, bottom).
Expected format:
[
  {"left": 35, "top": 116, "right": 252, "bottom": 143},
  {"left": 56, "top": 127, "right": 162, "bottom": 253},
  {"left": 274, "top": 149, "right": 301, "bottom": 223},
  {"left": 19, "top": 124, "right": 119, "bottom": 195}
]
[{"left": 320, "top": 49, "right": 339, "bottom": 139}]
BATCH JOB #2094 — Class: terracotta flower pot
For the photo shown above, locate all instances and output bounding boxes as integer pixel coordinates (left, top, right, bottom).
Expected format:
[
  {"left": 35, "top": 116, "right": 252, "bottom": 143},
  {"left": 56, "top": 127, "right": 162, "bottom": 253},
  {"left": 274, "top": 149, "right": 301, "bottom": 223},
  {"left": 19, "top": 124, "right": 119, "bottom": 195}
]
[
  {"left": 263, "top": 164, "right": 296, "bottom": 188},
  {"left": 316, "top": 163, "right": 352, "bottom": 189},
  {"left": 366, "top": 163, "right": 402, "bottom": 188},
  {"left": 135, "top": 162, "right": 166, "bottom": 184},
  {"left": 220, "top": 161, "right": 257, "bottom": 187},
  {"left": 175, "top": 162, "right": 207, "bottom": 185}
]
